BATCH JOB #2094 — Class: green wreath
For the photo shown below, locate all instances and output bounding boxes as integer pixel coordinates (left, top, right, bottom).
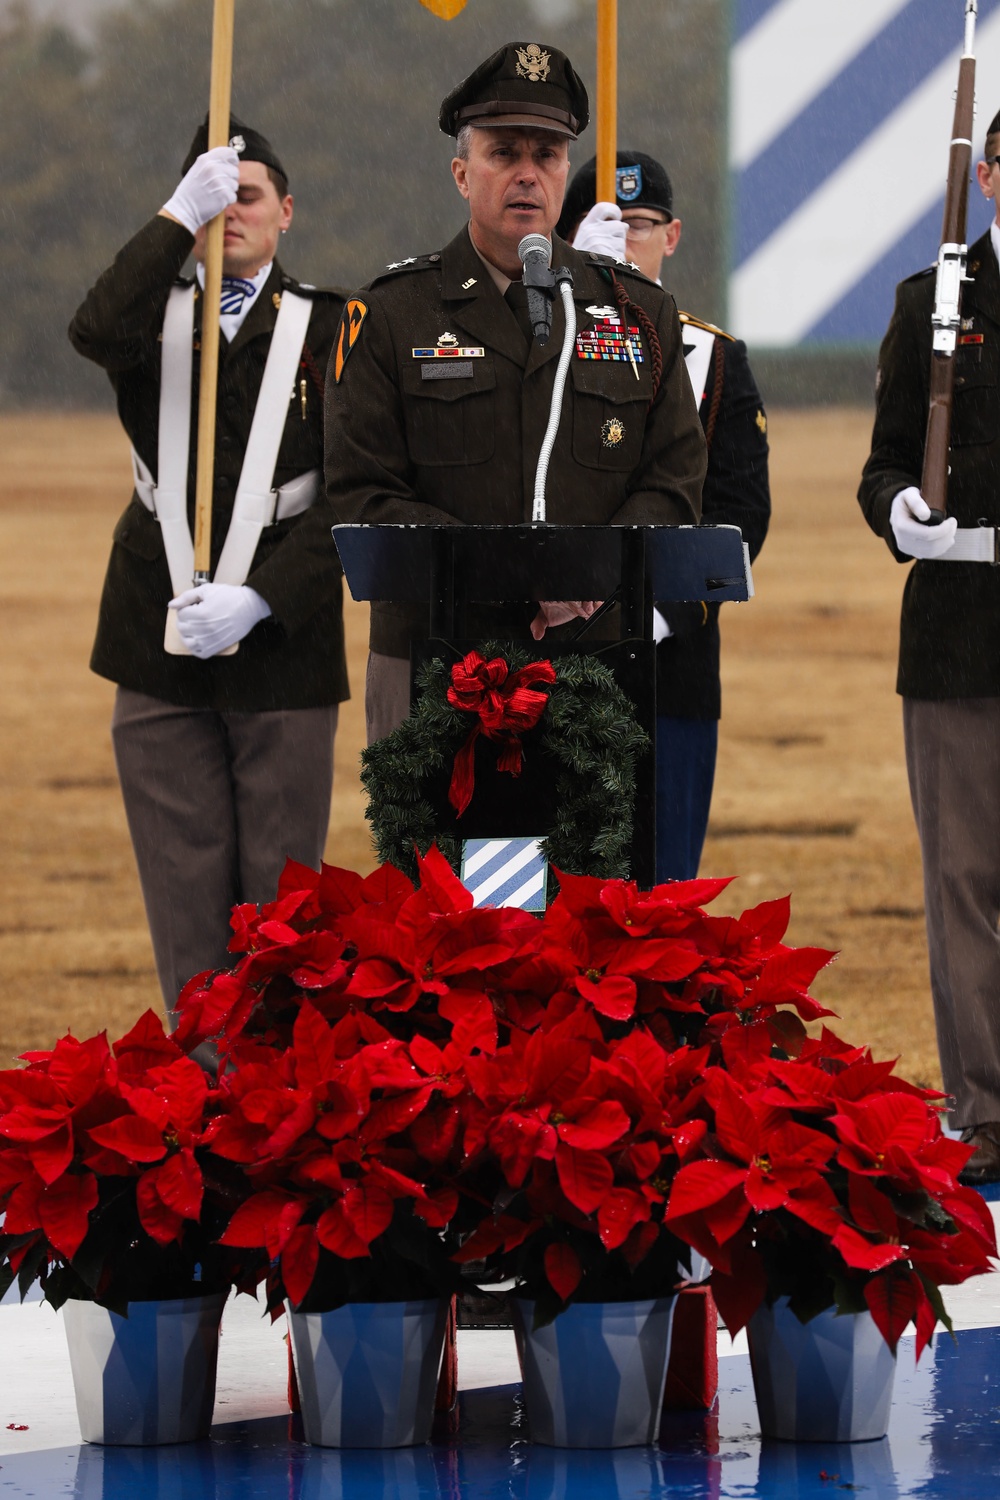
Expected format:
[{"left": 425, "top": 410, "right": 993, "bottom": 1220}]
[{"left": 361, "top": 644, "right": 649, "bottom": 883}]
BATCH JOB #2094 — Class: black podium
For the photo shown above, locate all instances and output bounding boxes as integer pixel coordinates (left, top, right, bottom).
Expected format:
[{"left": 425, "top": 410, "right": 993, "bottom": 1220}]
[{"left": 333, "top": 523, "right": 751, "bottom": 887}]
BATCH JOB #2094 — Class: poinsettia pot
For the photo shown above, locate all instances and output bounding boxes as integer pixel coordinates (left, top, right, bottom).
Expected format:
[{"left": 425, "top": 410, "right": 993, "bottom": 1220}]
[
  {"left": 286, "top": 1298, "right": 450, "bottom": 1448},
  {"left": 747, "top": 1298, "right": 897, "bottom": 1442},
  {"left": 512, "top": 1296, "right": 676, "bottom": 1448},
  {"left": 63, "top": 1292, "right": 228, "bottom": 1445}
]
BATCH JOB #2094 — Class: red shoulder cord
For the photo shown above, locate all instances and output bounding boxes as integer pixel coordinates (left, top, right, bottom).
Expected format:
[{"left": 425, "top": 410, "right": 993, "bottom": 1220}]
[{"left": 608, "top": 269, "right": 663, "bottom": 407}]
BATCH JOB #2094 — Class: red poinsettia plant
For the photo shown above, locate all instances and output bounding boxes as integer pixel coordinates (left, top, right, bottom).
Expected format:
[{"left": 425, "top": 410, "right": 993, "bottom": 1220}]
[
  {"left": 663, "top": 1029, "right": 997, "bottom": 1355},
  {"left": 0, "top": 1012, "right": 253, "bottom": 1314},
  {"left": 175, "top": 850, "right": 996, "bottom": 1347}
]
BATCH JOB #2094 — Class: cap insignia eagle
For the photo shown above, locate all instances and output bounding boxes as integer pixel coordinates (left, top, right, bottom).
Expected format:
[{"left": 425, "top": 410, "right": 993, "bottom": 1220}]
[{"left": 516, "top": 44, "right": 551, "bottom": 82}]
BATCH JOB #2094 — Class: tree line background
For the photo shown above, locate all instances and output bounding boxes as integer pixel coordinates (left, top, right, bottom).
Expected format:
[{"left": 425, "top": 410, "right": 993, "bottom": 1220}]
[{"left": 1, "top": 0, "right": 727, "bottom": 410}]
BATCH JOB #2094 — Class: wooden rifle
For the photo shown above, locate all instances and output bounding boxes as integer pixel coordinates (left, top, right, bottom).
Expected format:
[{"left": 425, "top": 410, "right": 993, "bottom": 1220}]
[{"left": 921, "top": 0, "right": 978, "bottom": 523}]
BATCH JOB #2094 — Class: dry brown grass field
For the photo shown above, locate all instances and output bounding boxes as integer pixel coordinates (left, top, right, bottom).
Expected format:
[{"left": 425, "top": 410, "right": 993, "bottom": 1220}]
[{"left": 0, "top": 410, "right": 934, "bottom": 1084}]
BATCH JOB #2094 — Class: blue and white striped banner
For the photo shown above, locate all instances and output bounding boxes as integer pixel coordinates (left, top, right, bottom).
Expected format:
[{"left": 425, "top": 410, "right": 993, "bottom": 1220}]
[
  {"left": 730, "top": 0, "right": 1000, "bottom": 346},
  {"left": 461, "top": 838, "right": 548, "bottom": 912}
]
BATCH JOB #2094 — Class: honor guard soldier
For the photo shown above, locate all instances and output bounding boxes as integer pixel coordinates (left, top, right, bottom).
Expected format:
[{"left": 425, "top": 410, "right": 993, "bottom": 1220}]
[
  {"left": 559, "top": 152, "right": 771, "bottom": 883},
  {"left": 69, "top": 117, "right": 349, "bottom": 1034},
  {"left": 325, "top": 43, "right": 706, "bottom": 745},
  {"left": 859, "top": 108, "right": 1000, "bottom": 1182}
]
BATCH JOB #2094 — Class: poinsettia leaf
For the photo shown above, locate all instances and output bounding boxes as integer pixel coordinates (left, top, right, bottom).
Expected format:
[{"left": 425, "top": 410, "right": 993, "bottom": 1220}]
[
  {"left": 833, "top": 1223, "right": 905, "bottom": 1273},
  {"left": 87, "top": 1115, "right": 167, "bottom": 1165},
  {"left": 575, "top": 974, "right": 636, "bottom": 1022},
  {"left": 557, "top": 1100, "right": 631, "bottom": 1152},
  {"left": 281, "top": 1224, "right": 320, "bottom": 1308},
  {"left": 147, "top": 1149, "right": 203, "bottom": 1219},
  {"left": 416, "top": 844, "right": 474, "bottom": 914},
  {"left": 865, "top": 1269, "right": 920, "bottom": 1352},
  {"left": 555, "top": 1143, "right": 614, "bottom": 1216},
  {"left": 336, "top": 1182, "right": 396, "bottom": 1247},
  {"left": 597, "top": 1187, "right": 651, "bottom": 1250},
  {"left": 711, "top": 1243, "right": 768, "bottom": 1336},
  {"left": 135, "top": 1173, "right": 185, "bottom": 1247},
  {"left": 37, "top": 1172, "right": 98, "bottom": 1260},
  {"left": 544, "top": 1242, "right": 583, "bottom": 1302},
  {"left": 220, "top": 1190, "right": 301, "bottom": 1249}
]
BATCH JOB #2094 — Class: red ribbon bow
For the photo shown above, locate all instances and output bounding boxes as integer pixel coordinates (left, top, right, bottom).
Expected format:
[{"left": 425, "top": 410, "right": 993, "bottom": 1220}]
[{"left": 446, "top": 651, "right": 557, "bottom": 817}]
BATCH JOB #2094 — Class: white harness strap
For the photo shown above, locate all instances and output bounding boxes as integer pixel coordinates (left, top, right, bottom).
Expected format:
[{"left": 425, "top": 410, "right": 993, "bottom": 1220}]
[
  {"left": 681, "top": 322, "right": 716, "bottom": 411},
  {"left": 137, "top": 284, "right": 314, "bottom": 594},
  {"left": 154, "top": 284, "right": 197, "bottom": 595},
  {"left": 214, "top": 290, "right": 313, "bottom": 585}
]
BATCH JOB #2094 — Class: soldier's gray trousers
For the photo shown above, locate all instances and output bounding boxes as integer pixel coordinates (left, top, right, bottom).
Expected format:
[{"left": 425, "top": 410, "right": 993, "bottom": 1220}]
[
  {"left": 365, "top": 651, "right": 412, "bottom": 745},
  {"left": 111, "top": 687, "right": 337, "bottom": 1023},
  {"left": 904, "top": 696, "right": 1000, "bottom": 1128}
]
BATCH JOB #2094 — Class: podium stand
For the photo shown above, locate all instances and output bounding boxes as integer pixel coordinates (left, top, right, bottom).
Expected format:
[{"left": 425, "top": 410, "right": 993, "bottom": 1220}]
[{"left": 333, "top": 523, "right": 751, "bottom": 887}]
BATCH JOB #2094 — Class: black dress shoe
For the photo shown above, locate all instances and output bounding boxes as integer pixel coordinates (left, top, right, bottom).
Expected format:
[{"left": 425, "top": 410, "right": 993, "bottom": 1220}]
[{"left": 958, "top": 1122, "right": 1000, "bottom": 1184}]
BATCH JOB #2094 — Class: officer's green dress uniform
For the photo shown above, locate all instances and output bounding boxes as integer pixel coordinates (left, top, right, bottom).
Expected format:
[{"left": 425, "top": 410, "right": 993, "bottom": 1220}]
[
  {"left": 324, "top": 43, "right": 706, "bottom": 740},
  {"left": 859, "top": 224, "right": 1000, "bottom": 1138},
  {"left": 69, "top": 128, "right": 349, "bottom": 1025}
]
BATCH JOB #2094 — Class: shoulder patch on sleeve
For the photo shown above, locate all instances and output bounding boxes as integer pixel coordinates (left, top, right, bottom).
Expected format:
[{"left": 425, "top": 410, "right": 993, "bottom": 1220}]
[
  {"left": 334, "top": 298, "right": 368, "bottom": 383},
  {"left": 678, "top": 309, "right": 735, "bottom": 342}
]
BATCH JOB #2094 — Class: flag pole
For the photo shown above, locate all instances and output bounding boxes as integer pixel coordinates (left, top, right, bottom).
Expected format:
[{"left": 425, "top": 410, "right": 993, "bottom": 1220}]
[
  {"left": 193, "top": 0, "right": 235, "bottom": 583},
  {"left": 595, "top": 0, "right": 617, "bottom": 202}
]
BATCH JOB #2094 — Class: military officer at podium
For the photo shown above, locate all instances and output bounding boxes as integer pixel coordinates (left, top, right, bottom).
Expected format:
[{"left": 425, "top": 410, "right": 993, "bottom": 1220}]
[
  {"left": 69, "top": 117, "right": 349, "bottom": 1033},
  {"left": 559, "top": 151, "right": 771, "bottom": 882},
  {"left": 325, "top": 42, "right": 706, "bottom": 744}
]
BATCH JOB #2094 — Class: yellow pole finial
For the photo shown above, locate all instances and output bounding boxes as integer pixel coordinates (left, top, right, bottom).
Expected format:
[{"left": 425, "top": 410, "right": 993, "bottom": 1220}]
[{"left": 419, "top": 0, "right": 469, "bottom": 17}]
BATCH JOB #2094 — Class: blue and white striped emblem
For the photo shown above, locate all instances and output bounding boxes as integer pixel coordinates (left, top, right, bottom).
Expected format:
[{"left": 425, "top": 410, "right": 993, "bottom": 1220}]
[
  {"left": 729, "top": 0, "right": 1000, "bottom": 346},
  {"left": 461, "top": 838, "right": 548, "bottom": 912}
]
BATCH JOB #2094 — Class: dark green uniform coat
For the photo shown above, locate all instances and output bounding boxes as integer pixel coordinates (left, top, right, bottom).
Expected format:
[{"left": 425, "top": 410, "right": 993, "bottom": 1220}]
[
  {"left": 70, "top": 214, "right": 349, "bottom": 711},
  {"left": 859, "top": 228, "right": 1000, "bottom": 700},
  {"left": 325, "top": 227, "right": 706, "bottom": 659}
]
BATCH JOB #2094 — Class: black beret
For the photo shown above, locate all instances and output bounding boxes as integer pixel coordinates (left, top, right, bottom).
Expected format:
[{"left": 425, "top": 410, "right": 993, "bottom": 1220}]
[
  {"left": 181, "top": 113, "right": 288, "bottom": 183},
  {"left": 440, "top": 41, "right": 589, "bottom": 139},
  {"left": 987, "top": 107, "right": 1000, "bottom": 145},
  {"left": 557, "top": 151, "right": 674, "bottom": 239}
]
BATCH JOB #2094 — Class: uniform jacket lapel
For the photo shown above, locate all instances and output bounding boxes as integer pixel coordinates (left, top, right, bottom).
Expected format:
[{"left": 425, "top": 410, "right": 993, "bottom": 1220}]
[
  {"left": 224, "top": 262, "right": 283, "bottom": 359},
  {"left": 440, "top": 228, "right": 527, "bottom": 366},
  {"left": 962, "top": 231, "right": 1000, "bottom": 329}
]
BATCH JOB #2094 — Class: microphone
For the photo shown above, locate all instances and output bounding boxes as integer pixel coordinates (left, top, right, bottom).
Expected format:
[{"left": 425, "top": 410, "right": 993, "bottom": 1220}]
[{"left": 518, "top": 233, "right": 555, "bottom": 345}]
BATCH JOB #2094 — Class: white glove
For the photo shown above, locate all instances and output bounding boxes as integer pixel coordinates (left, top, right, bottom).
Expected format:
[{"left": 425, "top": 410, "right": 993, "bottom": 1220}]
[
  {"left": 889, "top": 486, "right": 958, "bottom": 560},
  {"left": 652, "top": 608, "right": 673, "bottom": 642},
  {"left": 168, "top": 583, "right": 271, "bottom": 658},
  {"left": 161, "top": 147, "right": 240, "bottom": 235},
  {"left": 571, "top": 201, "right": 629, "bottom": 262}
]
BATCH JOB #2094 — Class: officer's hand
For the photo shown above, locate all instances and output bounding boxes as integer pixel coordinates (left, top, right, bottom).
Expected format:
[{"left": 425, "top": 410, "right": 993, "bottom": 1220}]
[
  {"left": 160, "top": 147, "right": 240, "bottom": 236},
  {"left": 530, "top": 600, "right": 601, "bottom": 640},
  {"left": 169, "top": 582, "right": 271, "bottom": 658},
  {"left": 889, "top": 486, "right": 958, "bottom": 559},
  {"left": 571, "top": 202, "right": 629, "bottom": 262}
]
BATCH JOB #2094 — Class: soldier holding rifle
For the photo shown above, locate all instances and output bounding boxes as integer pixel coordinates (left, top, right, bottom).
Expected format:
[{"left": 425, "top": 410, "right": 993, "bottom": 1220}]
[
  {"left": 859, "top": 7, "right": 1000, "bottom": 1180},
  {"left": 69, "top": 118, "right": 349, "bottom": 1033},
  {"left": 325, "top": 42, "right": 706, "bottom": 745}
]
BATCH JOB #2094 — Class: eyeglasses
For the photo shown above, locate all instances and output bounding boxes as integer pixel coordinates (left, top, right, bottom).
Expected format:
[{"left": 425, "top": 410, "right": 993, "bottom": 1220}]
[
  {"left": 621, "top": 215, "right": 672, "bottom": 241},
  {"left": 987, "top": 156, "right": 1000, "bottom": 169}
]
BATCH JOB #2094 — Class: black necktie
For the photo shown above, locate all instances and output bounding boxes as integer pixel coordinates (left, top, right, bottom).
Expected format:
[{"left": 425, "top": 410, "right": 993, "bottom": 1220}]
[{"left": 503, "top": 280, "right": 534, "bottom": 346}]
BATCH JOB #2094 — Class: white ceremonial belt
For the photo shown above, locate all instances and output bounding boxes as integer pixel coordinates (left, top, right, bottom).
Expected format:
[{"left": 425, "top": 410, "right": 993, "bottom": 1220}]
[
  {"left": 934, "top": 526, "right": 1000, "bottom": 563},
  {"left": 130, "top": 462, "right": 319, "bottom": 526}
]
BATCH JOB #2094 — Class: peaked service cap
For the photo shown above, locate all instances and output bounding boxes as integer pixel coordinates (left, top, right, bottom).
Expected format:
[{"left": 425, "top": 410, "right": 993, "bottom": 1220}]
[{"left": 439, "top": 41, "right": 589, "bottom": 139}]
